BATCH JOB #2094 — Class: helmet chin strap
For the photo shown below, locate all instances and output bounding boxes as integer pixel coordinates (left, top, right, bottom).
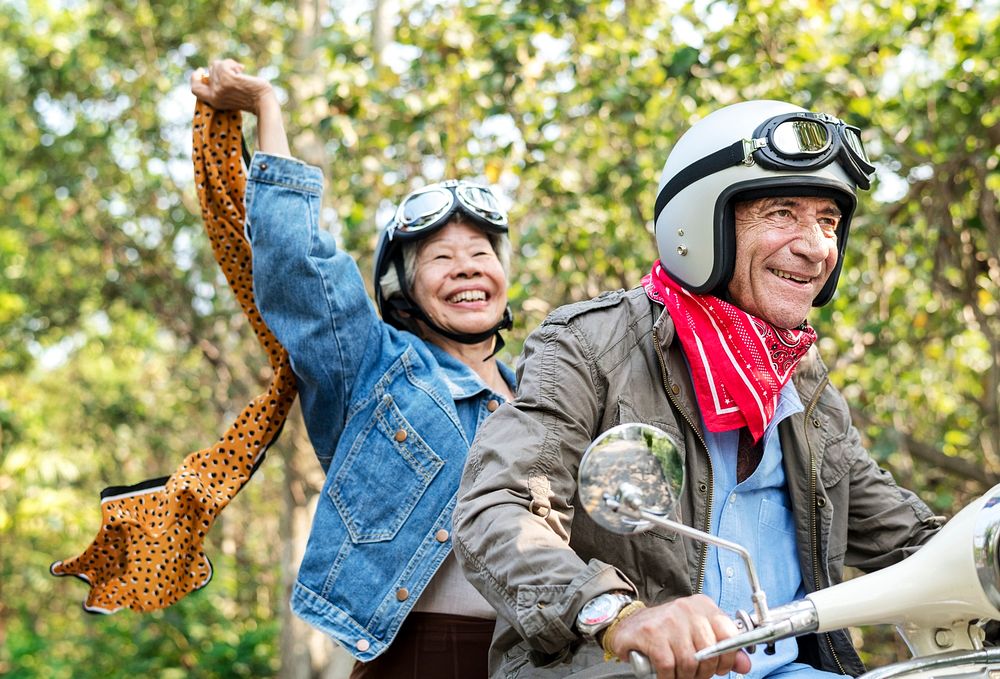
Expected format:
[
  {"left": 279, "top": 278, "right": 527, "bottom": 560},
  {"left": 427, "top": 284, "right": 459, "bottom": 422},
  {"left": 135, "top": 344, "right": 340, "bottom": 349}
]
[{"left": 390, "top": 255, "right": 513, "bottom": 358}]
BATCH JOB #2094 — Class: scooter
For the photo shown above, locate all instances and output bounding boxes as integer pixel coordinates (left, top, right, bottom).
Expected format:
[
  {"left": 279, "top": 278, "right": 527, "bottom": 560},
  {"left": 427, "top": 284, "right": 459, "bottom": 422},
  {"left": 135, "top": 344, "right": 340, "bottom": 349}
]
[{"left": 577, "top": 423, "right": 1000, "bottom": 679}]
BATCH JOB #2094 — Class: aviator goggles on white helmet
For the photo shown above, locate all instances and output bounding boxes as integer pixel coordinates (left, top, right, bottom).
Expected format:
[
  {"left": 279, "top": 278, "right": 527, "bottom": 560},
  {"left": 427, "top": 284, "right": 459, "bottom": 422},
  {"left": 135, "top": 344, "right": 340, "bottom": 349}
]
[
  {"left": 387, "top": 179, "right": 508, "bottom": 241},
  {"left": 654, "top": 111, "right": 875, "bottom": 222}
]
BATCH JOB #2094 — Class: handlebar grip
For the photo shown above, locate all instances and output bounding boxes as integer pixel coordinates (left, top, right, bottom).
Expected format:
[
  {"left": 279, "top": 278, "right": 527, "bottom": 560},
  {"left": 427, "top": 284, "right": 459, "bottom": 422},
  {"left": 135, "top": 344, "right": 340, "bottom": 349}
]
[{"left": 629, "top": 650, "right": 653, "bottom": 677}]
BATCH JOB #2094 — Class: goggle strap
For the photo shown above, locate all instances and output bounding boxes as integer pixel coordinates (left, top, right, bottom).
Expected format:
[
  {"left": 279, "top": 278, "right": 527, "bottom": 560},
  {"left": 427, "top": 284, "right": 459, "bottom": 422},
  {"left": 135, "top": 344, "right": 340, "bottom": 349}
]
[{"left": 653, "top": 140, "right": 745, "bottom": 223}]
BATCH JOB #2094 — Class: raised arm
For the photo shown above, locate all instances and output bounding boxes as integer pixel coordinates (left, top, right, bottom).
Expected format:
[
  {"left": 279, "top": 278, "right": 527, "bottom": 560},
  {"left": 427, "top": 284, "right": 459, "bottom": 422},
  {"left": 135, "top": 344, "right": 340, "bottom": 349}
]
[
  {"left": 189, "top": 58, "right": 290, "bottom": 156},
  {"left": 190, "top": 61, "right": 383, "bottom": 469}
]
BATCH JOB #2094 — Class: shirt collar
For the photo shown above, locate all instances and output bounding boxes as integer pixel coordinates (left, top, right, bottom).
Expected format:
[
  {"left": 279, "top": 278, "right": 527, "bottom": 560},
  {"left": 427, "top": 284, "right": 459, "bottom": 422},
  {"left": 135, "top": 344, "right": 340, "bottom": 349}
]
[{"left": 762, "top": 380, "right": 804, "bottom": 447}]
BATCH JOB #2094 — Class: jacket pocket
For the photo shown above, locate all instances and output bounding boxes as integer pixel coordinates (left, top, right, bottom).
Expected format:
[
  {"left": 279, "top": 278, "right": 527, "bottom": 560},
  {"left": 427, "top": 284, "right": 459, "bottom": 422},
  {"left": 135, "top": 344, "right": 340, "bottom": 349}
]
[{"left": 330, "top": 393, "right": 444, "bottom": 543}]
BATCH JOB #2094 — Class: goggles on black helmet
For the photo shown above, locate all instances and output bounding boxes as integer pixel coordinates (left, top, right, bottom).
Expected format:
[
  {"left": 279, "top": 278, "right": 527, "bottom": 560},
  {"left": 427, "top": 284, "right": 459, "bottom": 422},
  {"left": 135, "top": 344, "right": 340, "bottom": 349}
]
[
  {"left": 387, "top": 179, "right": 508, "bottom": 242},
  {"left": 654, "top": 110, "right": 874, "bottom": 223}
]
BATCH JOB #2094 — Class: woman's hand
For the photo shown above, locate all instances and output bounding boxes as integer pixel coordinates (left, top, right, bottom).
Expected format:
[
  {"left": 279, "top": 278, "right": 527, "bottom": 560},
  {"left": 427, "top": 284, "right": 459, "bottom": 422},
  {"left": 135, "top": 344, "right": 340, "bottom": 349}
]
[
  {"left": 189, "top": 58, "right": 291, "bottom": 157},
  {"left": 189, "top": 59, "right": 275, "bottom": 115}
]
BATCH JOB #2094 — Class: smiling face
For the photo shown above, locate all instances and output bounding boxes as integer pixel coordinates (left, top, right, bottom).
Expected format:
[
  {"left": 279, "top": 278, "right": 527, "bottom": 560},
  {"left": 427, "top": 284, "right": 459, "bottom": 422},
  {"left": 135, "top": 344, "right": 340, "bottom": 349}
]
[
  {"left": 409, "top": 219, "right": 509, "bottom": 341},
  {"left": 728, "top": 196, "right": 842, "bottom": 329}
]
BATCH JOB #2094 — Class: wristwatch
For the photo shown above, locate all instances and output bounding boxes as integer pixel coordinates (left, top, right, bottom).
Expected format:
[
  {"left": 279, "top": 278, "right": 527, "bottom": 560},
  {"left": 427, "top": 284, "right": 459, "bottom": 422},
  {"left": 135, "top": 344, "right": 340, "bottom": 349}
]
[{"left": 575, "top": 591, "right": 634, "bottom": 641}]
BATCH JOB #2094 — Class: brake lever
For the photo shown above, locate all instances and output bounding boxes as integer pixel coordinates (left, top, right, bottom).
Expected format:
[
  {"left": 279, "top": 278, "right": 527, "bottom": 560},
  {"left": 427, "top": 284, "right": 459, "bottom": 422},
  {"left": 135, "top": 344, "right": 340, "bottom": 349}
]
[{"left": 695, "top": 599, "right": 819, "bottom": 662}]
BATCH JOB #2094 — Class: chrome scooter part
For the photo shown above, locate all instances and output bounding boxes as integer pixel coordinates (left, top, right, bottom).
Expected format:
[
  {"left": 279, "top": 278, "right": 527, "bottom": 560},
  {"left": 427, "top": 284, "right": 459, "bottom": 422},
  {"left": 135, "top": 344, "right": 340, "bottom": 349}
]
[{"left": 694, "top": 599, "right": 820, "bottom": 662}]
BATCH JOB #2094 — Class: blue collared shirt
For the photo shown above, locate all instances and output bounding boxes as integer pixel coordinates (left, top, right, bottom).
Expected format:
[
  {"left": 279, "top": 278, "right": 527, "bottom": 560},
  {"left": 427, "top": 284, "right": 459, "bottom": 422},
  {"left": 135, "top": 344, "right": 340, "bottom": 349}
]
[{"left": 702, "top": 381, "right": 816, "bottom": 679}]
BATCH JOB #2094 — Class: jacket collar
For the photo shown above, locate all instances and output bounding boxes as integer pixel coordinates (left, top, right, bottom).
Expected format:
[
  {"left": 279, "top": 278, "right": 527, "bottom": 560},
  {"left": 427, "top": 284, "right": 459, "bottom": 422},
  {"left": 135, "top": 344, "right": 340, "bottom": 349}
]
[
  {"left": 424, "top": 341, "right": 516, "bottom": 401},
  {"left": 650, "top": 302, "right": 704, "bottom": 440}
]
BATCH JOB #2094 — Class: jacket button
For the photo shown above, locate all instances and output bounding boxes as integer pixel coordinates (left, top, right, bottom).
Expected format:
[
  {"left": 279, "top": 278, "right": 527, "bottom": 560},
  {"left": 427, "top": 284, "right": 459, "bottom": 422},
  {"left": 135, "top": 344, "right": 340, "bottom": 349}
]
[
  {"left": 487, "top": 399, "right": 500, "bottom": 412},
  {"left": 697, "top": 482, "right": 708, "bottom": 493},
  {"left": 435, "top": 529, "right": 449, "bottom": 542},
  {"left": 355, "top": 639, "right": 370, "bottom": 652},
  {"left": 396, "top": 587, "right": 409, "bottom": 601},
  {"left": 816, "top": 496, "right": 827, "bottom": 508},
  {"left": 258, "top": 162, "right": 268, "bottom": 171},
  {"left": 671, "top": 384, "right": 680, "bottom": 395},
  {"left": 812, "top": 418, "right": 822, "bottom": 428},
  {"left": 394, "top": 429, "right": 407, "bottom": 442}
]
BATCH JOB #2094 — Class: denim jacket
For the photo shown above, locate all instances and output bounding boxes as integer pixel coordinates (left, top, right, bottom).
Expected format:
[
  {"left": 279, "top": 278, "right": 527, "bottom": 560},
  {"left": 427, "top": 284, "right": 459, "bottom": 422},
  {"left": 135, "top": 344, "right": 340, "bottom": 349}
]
[{"left": 245, "top": 154, "right": 515, "bottom": 661}]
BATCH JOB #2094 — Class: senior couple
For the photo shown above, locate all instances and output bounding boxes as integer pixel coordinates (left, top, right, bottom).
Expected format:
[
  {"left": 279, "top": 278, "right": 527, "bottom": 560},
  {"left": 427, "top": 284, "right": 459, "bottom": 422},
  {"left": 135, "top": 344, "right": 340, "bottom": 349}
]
[{"left": 192, "top": 60, "right": 939, "bottom": 679}]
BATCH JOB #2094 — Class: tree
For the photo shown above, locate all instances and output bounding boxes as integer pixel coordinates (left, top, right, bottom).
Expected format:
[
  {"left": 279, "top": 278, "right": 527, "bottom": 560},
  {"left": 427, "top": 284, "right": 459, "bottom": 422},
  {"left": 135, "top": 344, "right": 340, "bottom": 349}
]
[{"left": 3, "top": 0, "right": 998, "bottom": 675}]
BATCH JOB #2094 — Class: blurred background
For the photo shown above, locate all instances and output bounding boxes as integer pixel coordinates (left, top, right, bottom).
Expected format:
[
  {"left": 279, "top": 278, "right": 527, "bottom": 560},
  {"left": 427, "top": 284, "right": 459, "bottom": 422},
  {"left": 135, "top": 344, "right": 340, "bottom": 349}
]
[{"left": 2, "top": 0, "right": 999, "bottom": 676}]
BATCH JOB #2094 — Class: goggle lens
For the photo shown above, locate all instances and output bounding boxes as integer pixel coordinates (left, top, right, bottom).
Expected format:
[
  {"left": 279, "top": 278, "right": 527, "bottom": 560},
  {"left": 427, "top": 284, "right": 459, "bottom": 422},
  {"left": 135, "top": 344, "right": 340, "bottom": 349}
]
[
  {"left": 842, "top": 127, "right": 869, "bottom": 163},
  {"left": 456, "top": 184, "right": 504, "bottom": 223},
  {"left": 397, "top": 187, "right": 453, "bottom": 230},
  {"left": 771, "top": 119, "right": 832, "bottom": 156}
]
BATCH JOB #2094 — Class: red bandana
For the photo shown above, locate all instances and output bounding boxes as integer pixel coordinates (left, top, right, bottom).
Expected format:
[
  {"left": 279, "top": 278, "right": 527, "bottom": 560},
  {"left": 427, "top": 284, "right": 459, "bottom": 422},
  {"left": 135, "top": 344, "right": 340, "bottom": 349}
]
[{"left": 642, "top": 261, "right": 817, "bottom": 442}]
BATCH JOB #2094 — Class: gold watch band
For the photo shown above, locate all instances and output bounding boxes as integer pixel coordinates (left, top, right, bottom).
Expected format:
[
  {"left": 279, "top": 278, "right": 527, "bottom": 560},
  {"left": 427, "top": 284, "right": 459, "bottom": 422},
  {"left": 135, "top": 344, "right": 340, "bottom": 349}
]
[{"left": 601, "top": 600, "right": 647, "bottom": 661}]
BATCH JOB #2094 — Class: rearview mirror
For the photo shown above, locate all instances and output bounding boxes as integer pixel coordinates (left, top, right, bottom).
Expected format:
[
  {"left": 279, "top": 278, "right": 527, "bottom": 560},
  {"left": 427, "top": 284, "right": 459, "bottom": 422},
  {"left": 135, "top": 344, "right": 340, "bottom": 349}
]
[{"left": 578, "top": 423, "right": 684, "bottom": 534}]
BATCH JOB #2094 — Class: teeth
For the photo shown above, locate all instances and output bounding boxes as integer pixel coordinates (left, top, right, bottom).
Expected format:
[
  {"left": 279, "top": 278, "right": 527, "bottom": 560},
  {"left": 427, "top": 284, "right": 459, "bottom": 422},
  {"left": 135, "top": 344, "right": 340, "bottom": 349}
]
[
  {"left": 770, "top": 268, "right": 809, "bottom": 283},
  {"left": 449, "top": 290, "right": 487, "bottom": 303}
]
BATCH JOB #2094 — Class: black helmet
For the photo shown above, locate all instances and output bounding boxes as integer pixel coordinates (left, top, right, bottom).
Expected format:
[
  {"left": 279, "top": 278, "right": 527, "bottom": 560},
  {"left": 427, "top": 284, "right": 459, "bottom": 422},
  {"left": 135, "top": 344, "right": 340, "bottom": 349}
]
[
  {"left": 373, "top": 179, "right": 513, "bottom": 344},
  {"left": 652, "top": 100, "right": 875, "bottom": 306}
]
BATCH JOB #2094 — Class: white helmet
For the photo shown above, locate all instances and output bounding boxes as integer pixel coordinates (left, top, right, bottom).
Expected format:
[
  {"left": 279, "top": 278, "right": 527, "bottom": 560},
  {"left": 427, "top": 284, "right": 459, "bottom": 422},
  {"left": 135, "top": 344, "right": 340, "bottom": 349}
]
[{"left": 653, "top": 100, "right": 875, "bottom": 306}]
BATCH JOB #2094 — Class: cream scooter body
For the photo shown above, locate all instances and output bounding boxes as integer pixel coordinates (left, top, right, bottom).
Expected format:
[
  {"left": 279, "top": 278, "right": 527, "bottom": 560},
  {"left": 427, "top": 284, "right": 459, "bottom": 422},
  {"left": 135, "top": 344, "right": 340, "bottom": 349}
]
[{"left": 806, "top": 488, "right": 1000, "bottom": 656}]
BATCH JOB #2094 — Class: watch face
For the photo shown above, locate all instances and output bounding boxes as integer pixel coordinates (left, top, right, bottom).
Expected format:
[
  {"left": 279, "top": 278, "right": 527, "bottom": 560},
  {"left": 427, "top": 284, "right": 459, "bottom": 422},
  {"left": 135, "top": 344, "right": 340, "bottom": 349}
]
[{"left": 579, "top": 593, "right": 624, "bottom": 625}]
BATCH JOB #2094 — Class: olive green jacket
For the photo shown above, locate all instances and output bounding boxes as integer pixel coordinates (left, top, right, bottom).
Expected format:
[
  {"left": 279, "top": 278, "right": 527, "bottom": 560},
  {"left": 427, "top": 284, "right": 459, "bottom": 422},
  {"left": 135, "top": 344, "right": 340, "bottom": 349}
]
[{"left": 454, "top": 287, "right": 941, "bottom": 678}]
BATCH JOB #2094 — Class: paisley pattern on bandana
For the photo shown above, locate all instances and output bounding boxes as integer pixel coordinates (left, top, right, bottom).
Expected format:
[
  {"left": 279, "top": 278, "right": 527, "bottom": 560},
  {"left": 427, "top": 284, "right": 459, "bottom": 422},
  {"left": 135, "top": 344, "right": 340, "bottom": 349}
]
[{"left": 643, "top": 261, "right": 817, "bottom": 442}]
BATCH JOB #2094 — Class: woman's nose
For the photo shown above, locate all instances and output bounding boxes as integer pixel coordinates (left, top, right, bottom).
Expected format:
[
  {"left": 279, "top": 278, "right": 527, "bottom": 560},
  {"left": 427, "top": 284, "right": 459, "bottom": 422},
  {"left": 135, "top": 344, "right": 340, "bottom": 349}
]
[{"left": 453, "top": 253, "right": 483, "bottom": 277}]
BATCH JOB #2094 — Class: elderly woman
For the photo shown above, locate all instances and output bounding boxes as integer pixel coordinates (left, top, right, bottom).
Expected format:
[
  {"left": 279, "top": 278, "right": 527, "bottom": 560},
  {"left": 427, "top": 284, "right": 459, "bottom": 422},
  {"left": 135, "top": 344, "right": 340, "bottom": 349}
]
[{"left": 192, "top": 59, "right": 516, "bottom": 679}]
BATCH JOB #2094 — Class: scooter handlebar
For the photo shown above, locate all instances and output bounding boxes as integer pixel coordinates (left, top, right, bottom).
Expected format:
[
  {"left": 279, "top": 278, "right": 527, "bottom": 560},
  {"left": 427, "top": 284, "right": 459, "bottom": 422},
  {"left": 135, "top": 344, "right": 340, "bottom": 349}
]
[{"left": 695, "top": 599, "right": 820, "bottom": 662}]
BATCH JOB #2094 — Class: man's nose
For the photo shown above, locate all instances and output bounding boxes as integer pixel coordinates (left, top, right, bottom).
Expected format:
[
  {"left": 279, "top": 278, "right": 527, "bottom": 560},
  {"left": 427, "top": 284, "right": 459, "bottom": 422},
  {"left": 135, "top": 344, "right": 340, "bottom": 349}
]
[{"left": 791, "top": 220, "right": 836, "bottom": 261}]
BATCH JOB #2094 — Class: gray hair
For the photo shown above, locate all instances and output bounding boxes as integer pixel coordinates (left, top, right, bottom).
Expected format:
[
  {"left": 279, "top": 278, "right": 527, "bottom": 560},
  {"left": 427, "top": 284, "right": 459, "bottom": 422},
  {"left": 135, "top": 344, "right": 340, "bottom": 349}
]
[{"left": 379, "top": 219, "right": 512, "bottom": 302}]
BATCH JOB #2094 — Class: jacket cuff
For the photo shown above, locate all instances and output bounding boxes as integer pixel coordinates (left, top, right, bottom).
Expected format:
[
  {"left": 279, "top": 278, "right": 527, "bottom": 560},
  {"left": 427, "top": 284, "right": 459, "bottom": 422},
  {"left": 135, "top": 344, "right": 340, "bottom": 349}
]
[
  {"left": 516, "top": 561, "right": 637, "bottom": 654},
  {"left": 248, "top": 152, "right": 323, "bottom": 194}
]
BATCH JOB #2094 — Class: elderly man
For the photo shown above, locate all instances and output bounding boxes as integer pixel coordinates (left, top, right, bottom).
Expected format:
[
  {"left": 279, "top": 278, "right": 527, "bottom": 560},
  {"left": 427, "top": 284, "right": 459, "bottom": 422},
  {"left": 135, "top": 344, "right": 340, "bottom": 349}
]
[{"left": 453, "top": 100, "right": 941, "bottom": 679}]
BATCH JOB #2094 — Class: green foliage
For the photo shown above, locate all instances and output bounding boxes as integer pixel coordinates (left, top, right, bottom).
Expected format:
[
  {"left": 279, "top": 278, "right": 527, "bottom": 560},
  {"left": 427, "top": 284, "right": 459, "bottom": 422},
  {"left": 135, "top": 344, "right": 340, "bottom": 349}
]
[{"left": 3, "top": 0, "right": 999, "bottom": 675}]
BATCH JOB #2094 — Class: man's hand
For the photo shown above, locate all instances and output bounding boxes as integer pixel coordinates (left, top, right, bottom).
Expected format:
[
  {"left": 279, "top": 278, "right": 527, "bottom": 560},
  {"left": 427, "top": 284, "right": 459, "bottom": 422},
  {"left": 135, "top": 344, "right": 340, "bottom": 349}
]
[
  {"left": 189, "top": 59, "right": 275, "bottom": 115},
  {"left": 607, "top": 594, "right": 751, "bottom": 679}
]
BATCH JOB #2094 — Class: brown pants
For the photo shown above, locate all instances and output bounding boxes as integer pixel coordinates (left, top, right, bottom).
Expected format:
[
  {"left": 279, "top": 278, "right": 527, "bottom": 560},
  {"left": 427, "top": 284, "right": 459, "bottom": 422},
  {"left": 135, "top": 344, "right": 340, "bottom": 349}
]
[{"left": 349, "top": 612, "right": 494, "bottom": 679}]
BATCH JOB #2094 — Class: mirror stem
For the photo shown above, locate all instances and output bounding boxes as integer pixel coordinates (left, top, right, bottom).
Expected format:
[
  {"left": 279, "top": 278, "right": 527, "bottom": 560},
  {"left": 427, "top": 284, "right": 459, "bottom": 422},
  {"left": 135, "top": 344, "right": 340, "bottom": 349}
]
[{"left": 609, "top": 485, "right": 771, "bottom": 623}]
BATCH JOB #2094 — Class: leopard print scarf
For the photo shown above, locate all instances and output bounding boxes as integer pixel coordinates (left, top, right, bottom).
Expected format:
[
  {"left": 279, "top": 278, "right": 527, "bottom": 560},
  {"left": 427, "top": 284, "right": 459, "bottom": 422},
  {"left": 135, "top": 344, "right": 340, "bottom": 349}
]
[{"left": 50, "top": 101, "right": 297, "bottom": 613}]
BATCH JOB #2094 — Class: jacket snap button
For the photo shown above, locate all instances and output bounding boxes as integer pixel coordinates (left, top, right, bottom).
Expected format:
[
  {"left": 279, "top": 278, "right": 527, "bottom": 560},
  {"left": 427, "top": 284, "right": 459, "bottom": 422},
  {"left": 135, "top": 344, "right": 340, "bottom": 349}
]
[
  {"left": 396, "top": 587, "right": 409, "bottom": 601},
  {"left": 698, "top": 482, "right": 708, "bottom": 493},
  {"left": 435, "top": 529, "right": 449, "bottom": 542},
  {"left": 394, "top": 429, "right": 407, "bottom": 442},
  {"left": 355, "top": 639, "right": 370, "bottom": 652},
  {"left": 812, "top": 418, "right": 822, "bottom": 428},
  {"left": 487, "top": 399, "right": 500, "bottom": 412},
  {"left": 259, "top": 162, "right": 268, "bottom": 171},
  {"left": 671, "top": 384, "right": 680, "bottom": 395},
  {"left": 816, "top": 496, "right": 827, "bottom": 508}
]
